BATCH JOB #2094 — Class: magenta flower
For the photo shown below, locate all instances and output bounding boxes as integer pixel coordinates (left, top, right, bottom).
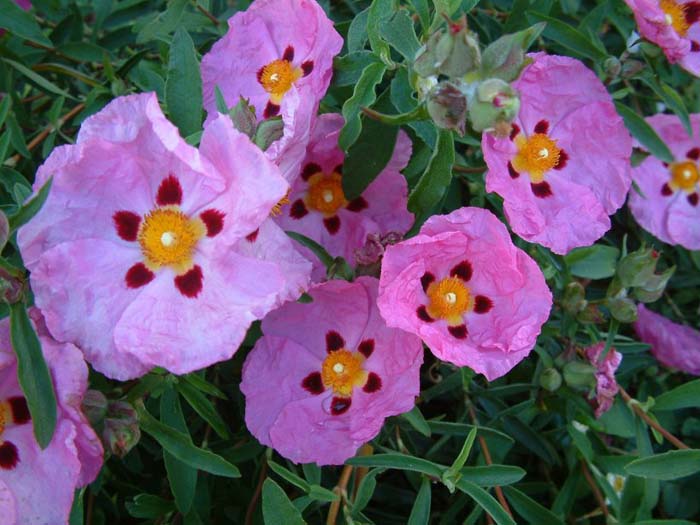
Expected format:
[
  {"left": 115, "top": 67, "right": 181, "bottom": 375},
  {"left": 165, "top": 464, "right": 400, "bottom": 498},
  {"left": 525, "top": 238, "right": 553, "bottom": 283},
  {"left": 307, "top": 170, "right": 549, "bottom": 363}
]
[
  {"left": 628, "top": 114, "right": 700, "bottom": 249},
  {"left": 201, "top": 0, "right": 342, "bottom": 182},
  {"left": 584, "top": 343, "right": 622, "bottom": 418},
  {"left": 482, "top": 54, "right": 632, "bottom": 255},
  {"left": 625, "top": 0, "right": 700, "bottom": 75},
  {"left": 18, "top": 93, "right": 309, "bottom": 380},
  {"left": 241, "top": 277, "right": 423, "bottom": 465},
  {"left": 275, "top": 114, "right": 414, "bottom": 279},
  {"left": 377, "top": 207, "right": 552, "bottom": 381},
  {"left": 635, "top": 304, "right": 700, "bottom": 375},
  {"left": 0, "top": 311, "right": 103, "bottom": 525}
]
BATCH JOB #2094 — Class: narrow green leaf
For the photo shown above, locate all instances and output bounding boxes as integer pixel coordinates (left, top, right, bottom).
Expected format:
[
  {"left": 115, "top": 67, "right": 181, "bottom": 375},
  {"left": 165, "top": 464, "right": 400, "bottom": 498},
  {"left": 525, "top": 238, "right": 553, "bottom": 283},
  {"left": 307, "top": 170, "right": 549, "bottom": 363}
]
[
  {"left": 624, "top": 450, "right": 700, "bottom": 480},
  {"left": 166, "top": 27, "right": 203, "bottom": 138},
  {"left": 9, "top": 302, "right": 57, "bottom": 449},
  {"left": 455, "top": 479, "right": 516, "bottom": 525},
  {"left": 564, "top": 244, "right": 620, "bottom": 279},
  {"left": 400, "top": 405, "right": 431, "bottom": 437},
  {"left": 459, "top": 465, "right": 525, "bottom": 487},
  {"left": 383, "top": 9, "right": 421, "bottom": 61},
  {"left": 6, "top": 113, "right": 30, "bottom": 159},
  {"left": 8, "top": 177, "right": 53, "bottom": 234},
  {"left": 351, "top": 468, "right": 383, "bottom": 516},
  {"left": 615, "top": 102, "right": 674, "bottom": 163},
  {"left": 502, "top": 416, "right": 559, "bottom": 465},
  {"left": 345, "top": 453, "right": 444, "bottom": 477},
  {"left": 653, "top": 378, "right": 700, "bottom": 411},
  {"left": 125, "top": 494, "right": 175, "bottom": 519},
  {"left": 408, "top": 0, "right": 430, "bottom": 31},
  {"left": 286, "top": 231, "right": 334, "bottom": 269},
  {"left": 182, "top": 373, "right": 227, "bottom": 400},
  {"left": 267, "top": 460, "right": 311, "bottom": 493},
  {"left": 408, "top": 477, "right": 432, "bottom": 525},
  {"left": 449, "top": 427, "right": 478, "bottom": 473},
  {"left": 262, "top": 479, "right": 306, "bottom": 525},
  {"left": 307, "top": 485, "right": 338, "bottom": 502},
  {"left": 339, "top": 62, "right": 386, "bottom": 151},
  {"left": 503, "top": 486, "right": 564, "bottom": 525},
  {"left": 0, "top": 96, "right": 11, "bottom": 128},
  {"left": 641, "top": 78, "right": 691, "bottom": 135},
  {"left": 367, "top": 0, "right": 394, "bottom": 65},
  {"left": 69, "top": 489, "right": 84, "bottom": 525},
  {"left": 407, "top": 129, "right": 455, "bottom": 223},
  {"left": 2, "top": 59, "right": 77, "bottom": 100},
  {"left": 634, "top": 521, "right": 696, "bottom": 525},
  {"left": 526, "top": 11, "right": 607, "bottom": 61},
  {"left": 333, "top": 51, "right": 382, "bottom": 87},
  {"left": 0, "top": 0, "right": 53, "bottom": 46},
  {"left": 176, "top": 380, "right": 229, "bottom": 439},
  {"left": 137, "top": 403, "right": 240, "bottom": 478},
  {"left": 348, "top": 7, "right": 370, "bottom": 53}
]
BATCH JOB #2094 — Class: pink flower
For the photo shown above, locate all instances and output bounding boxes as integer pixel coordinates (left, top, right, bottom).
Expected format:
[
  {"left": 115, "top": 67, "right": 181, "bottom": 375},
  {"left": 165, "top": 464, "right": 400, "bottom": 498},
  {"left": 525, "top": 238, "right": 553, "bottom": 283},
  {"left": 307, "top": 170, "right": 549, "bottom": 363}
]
[
  {"left": 0, "top": 311, "right": 103, "bottom": 525},
  {"left": 634, "top": 304, "right": 700, "bottom": 375},
  {"left": 584, "top": 342, "right": 622, "bottom": 418},
  {"left": 275, "top": 113, "right": 414, "bottom": 280},
  {"left": 18, "top": 93, "right": 309, "bottom": 380},
  {"left": 377, "top": 207, "right": 552, "bottom": 381},
  {"left": 625, "top": 0, "right": 700, "bottom": 75},
  {"left": 201, "top": 0, "right": 342, "bottom": 182},
  {"left": 241, "top": 277, "right": 423, "bottom": 465},
  {"left": 628, "top": 113, "right": 700, "bottom": 249},
  {"left": 482, "top": 54, "right": 632, "bottom": 255}
]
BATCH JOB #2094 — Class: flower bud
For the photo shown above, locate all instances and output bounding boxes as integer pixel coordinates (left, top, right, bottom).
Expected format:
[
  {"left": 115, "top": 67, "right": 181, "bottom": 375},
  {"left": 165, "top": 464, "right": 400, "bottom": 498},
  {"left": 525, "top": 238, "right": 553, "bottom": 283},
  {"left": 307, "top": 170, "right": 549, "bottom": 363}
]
[
  {"left": 229, "top": 96, "right": 257, "bottom": 138},
  {"left": 603, "top": 57, "right": 622, "bottom": 79},
  {"left": 426, "top": 81, "right": 467, "bottom": 134},
  {"left": 468, "top": 78, "right": 520, "bottom": 132},
  {"left": 632, "top": 266, "right": 675, "bottom": 303},
  {"left": 102, "top": 401, "right": 140, "bottom": 458},
  {"left": 561, "top": 282, "right": 587, "bottom": 315},
  {"left": 254, "top": 117, "right": 284, "bottom": 151},
  {"left": 621, "top": 59, "right": 645, "bottom": 78},
  {"left": 81, "top": 390, "right": 108, "bottom": 426},
  {"left": 0, "top": 266, "right": 25, "bottom": 304},
  {"left": 577, "top": 303, "right": 605, "bottom": 324},
  {"left": 413, "top": 15, "right": 481, "bottom": 79},
  {"left": 606, "top": 296, "right": 638, "bottom": 323},
  {"left": 480, "top": 23, "right": 545, "bottom": 82},
  {"left": 0, "top": 210, "right": 8, "bottom": 252},
  {"left": 539, "top": 368, "right": 562, "bottom": 392},
  {"left": 563, "top": 361, "right": 597, "bottom": 391},
  {"left": 616, "top": 246, "right": 659, "bottom": 288}
]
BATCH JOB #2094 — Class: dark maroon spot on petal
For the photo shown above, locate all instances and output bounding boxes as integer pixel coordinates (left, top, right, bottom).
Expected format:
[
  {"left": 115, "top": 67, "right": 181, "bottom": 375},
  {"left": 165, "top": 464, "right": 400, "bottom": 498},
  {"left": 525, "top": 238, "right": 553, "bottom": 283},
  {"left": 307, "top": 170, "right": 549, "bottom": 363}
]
[
  {"left": 125, "top": 263, "right": 155, "bottom": 289},
  {"left": 245, "top": 229, "right": 259, "bottom": 242},
  {"left": 450, "top": 261, "right": 473, "bottom": 282},
  {"left": 555, "top": 149, "right": 569, "bottom": 170},
  {"left": 346, "top": 196, "right": 368, "bottom": 212},
  {"left": 290, "top": 199, "right": 308, "bottom": 219},
  {"left": 263, "top": 101, "right": 280, "bottom": 119},
  {"left": 358, "top": 339, "right": 375, "bottom": 358},
  {"left": 301, "top": 372, "right": 324, "bottom": 395},
  {"left": 507, "top": 161, "right": 520, "bottom": 179},
  {"left": 282, "top": 45, "right": 295, "bottom": 62},
  {"left": 688, "top": 193, "right": 699, "bottom": 207},
  {"left": 474, "top": 295, "right": 493, "bottom": 314},
  {"left": 199, "top": 209, "right": 225, "bottom": 237},
  {"left": 534, "top": 120, "right": 549, "bottom": 134},
  {"left": 113, "top": 211, "right": 141, "bottom": 241},
  {"left": 156, "top": 175, "right": 183, "bottom": 206},
  {"left": 363, "top": 372, "right": 382, "bottom": 393},
  {"left": 330, "top": 396, "right": 351, "bottom": 415},
  {"left": 661, "top": 183, "right": 673, "bottom": 196},
  {"left": 692, "top": 41, "right": 700, "bottom": 52},
  {"left": 323, "top": 216, "right": 341, "bottom": 235},
  {"left": 448, "top": 324, "right": 468, "bottom": 339},
  {"left": 301, "top": 162, "right": 322, "bottom": 181},
  {"left": 509, "top": 123, "right": 520, "bottom": 140},
  {"left": 687, "top": 147, "right": 700, "bottom": 160},
  {"left": 334, "top": 164, "right": 343, "bottom": 174},
  {"left": 8, "top": 397, "right": 30, "bottom": 425},
  {"left": 421, "top": 272, "right": 435, "bottom": 292},
  {"left": 301, "top": 60, "right": 314, "bottom": 76},
  {"left": 417, "top": 305, "right": 434, "bottom": 322},
  {"left": 256, "top": 66, "right": 265, "bottom": 84},
  {"left": 685, "top": 2, "right": 700, "bottom": 25},
  {"left": 174, "top": 265, "right": 204, "bottom": 298},
  {"left": 0, "top": 442, "right": 18, "bottom": 470},
  {"left": 326, "top": 331, "right": 345, "bottom": 353},
  {"left": 531, "top": 181, "right": 553, "bottom": 198}
]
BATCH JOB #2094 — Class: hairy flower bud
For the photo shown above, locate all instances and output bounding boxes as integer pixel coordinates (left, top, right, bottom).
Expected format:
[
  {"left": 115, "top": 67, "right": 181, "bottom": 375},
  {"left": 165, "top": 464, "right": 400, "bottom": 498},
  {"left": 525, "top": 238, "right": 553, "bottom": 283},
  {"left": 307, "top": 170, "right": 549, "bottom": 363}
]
[
  {"left": 427, "top": 81, "right": 467, "bottom": 134},
  {"left": 616, "top": 246, "right": 659, "bottom": 288},
  {"left": 413, "top": 15, "right": 480, "bottom": 78},
  {"left": 540, "top": 368, "right": 563, "bottom": 392},
  {"left": 102, "top": 401, "right": 140, "bottom": 458},
  {"left": 561, "top": 282, "right": 587, "bottom": 314},
  {"left": 81, "top": 389, "right": 108, "bottom": 426},
  {"left": 468, "top": 78, "right": 520, "bottom": 132},
  {"left": 563, "top": 361, "right": 597, "bottom": 391}
]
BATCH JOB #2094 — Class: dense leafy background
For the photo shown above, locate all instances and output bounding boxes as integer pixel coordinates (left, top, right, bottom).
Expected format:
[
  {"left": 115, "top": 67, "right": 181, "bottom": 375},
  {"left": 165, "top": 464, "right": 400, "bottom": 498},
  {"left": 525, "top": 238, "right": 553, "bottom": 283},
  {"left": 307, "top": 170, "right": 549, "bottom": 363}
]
[{"left": 1, "top": 0, "right": 699, "bottom": 524}]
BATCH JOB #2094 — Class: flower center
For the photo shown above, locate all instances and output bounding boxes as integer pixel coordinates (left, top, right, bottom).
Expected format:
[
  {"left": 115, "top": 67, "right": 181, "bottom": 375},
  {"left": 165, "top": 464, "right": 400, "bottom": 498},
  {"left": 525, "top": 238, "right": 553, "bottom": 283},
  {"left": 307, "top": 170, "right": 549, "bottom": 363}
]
[
  {"left": 512, "top": 133, "right": 561, "bottom": 182},
  {"left": 426, "top": 277, "right": 472, "bottom": 325},
  {"left": 321, "top": 349, "right": 368, "bottom": 397},
  {"left": 661, "top": 0, "right": 690, "bottom": 36},
  {"left": 259, "top": 59, "right": 301, "bottom": 100},
  {"left": 139, "top": 208, "right": 204, "bottom": 271},
  {"left": 669, "top": 161, "right": 699, "bottom": 191},
  {"left": 305, "top": 173, "right": 348, "bottom": 215}
]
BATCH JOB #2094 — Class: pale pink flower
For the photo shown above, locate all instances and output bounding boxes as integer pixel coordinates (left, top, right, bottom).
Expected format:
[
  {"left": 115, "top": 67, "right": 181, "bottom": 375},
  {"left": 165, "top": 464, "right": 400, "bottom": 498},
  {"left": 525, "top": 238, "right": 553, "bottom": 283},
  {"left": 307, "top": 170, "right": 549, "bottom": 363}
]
[{"left": 584, "top": 342, "right": 622, "bottom": 418}]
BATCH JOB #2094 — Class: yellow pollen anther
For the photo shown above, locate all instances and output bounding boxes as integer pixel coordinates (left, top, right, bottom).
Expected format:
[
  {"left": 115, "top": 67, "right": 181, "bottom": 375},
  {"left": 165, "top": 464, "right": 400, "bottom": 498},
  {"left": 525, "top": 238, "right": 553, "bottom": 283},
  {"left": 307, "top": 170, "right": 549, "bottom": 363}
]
[
  {"left": 321, "top": 350, "right": 368, "bottom": 397},
  {"left": 660, "top": 0, "right": 691, "bottom": 36},
  {"left": 259, "top": 59, "right": 303, "bottom": 104},
  {"left": 426, "top": 277, "right": 473, "bottom": 325},
  {"left": 669, "top": 161, "right": 699, "bottom": 192},
  {"left": 305, "top": 172, "right": 348, "bottom": 216},
  {"left": 512, "top": 133, "right": 561, "bottom": 183},
  {"left": 139, "top": 208, "right": 205, "bottom": 272}
]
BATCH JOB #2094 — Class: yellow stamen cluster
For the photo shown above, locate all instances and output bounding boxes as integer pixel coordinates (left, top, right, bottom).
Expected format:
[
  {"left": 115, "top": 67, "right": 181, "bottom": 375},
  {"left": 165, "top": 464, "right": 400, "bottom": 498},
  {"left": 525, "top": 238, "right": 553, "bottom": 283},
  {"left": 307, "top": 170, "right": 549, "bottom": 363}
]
[
  {"left": 259, "top": 59, "right": 302, "bottom": 104},
  {"left": 512, "top": 133, "right": 561, "bottom": 182},
  {"left": 660, "top": 0, "right": 691, "bottom": 36},
  {"left": 426, "top": 277, "right": 473, "bottom": 325},
  {"left": 669, "top": 161, "right": 699, "bottom": 192},
  {"left": 305, "top": 172, "right": 348, "bottom": 216},
  {"left": 321, "top": 350, "right": 368, "bottom": 397},
  {"left": 138, "top": 207, "right": 205, "bottom": 273}
]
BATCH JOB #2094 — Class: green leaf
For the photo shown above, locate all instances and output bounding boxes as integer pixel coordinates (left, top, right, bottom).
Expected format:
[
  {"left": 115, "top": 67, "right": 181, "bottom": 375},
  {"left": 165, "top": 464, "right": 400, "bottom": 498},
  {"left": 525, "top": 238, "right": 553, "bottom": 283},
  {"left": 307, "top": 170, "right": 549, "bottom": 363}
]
[
  {"left": 625, "top": 450, "right": 700, "bottom": 480},
  {"left": 69, "top": 489, "right": 84, "bottom": 525},
  {"left": 166, "top": 27, "right": 203, "bottom": 138},
  {"left": 653, "top": 378, "right": 700, "bottom": 411},
  {"left": 348, "top": 7, "right": 370, "bottom": 53},
  {"left": 0, "top": 96, "right": 11, "bottom": 128},
  {"left": 182, "top": 373, "right": 227, "bottom": 400},
  {"left": 351, "top": 468, "right": 383, "bottom": 516},
  {"left": 615, "top": 102, "right": 674, "bottom": 163},
  {"left": 125, "top": 494, "right": 175, "bottom": 519},
  {"left": 382, "top": 9, "right": 421, "bottom": 62},
  {"left": 137, "top": 403, "right": 240, "bottom": 478},
  {"left": 333, "top": 52, "right": 382, "bottom": 87},
  {"left": 0, "top": 0, "right": 53, "bottom": 46},
  {"left": 345, "top": 453, "right": 444, "bottom": 477},
  {"left": 176, "top": 380, "right": 229, "bottom": 439},
  {"left": 400, "top": 405, "right": 431, "bottom": 437},
  {"left": 455, "top": 479, "right": 516, "bottom": 525},
  {"left": 502, "top": 486, "right": 564, "bottom": 525},
  {"left": 262, "top": 479, "right": 306, "bottom": 525},
  {"left": 286, "top": 231, "right": 334, "bottom": 269},
  {"left": 408, "top": 129, "right": 455, "bottom": 223},
  {"left": 339, "top": 62, "right": 387, "bottom": 151},
  {"left": 526, "top": 11, "right": 607, "bottom": 61},
  {"left": 367, "top": 0, "right": 394, "bottom": 65},
  {"left": 641, "top": 78, "right": 691, "bottom": 136},
  {"left": 161, "top": 389, "right": 197, "bottom": 515},
  {"left": 5, "top": 113, "right": 30, "bottom": 159},
  {"left": 9, "top": 302, "right": 57, "bottom": 449},
  {"left": 634, "top": 521, "right": 697, "bottom": 525},
  {"left": 459, "top": 465, "right": 526, "bottom": 487},
  {"left": 408, "top": 477, "right": 432, "bottom": 525},
  {"left": 268, "top": 460, "right": 311, "bottom": 493},
  {"left": 502, "top": 416, "right": 559, "bottom": 465},
  {"left": 1, "top": 59, "right": 77, "bottom": 100},
  {"left": 307, "top": 484, "right": 338, "bottom": 503},
  {"left": 564, "top": 244, "right": 620, "bottom": 279},
  {"left": 8, "top": 177, "right": 53, "bottom": 234}
]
